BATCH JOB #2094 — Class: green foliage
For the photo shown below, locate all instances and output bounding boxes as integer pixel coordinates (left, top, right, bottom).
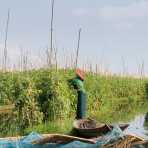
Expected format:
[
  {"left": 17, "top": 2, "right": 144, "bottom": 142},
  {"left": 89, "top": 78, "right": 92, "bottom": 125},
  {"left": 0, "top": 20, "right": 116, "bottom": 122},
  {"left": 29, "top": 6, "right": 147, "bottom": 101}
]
[
  {"left": 144, "top": 82, "right": 148, "bottom": 99},
  {"left": 0, "top": 69, "right": 148, "bottom": 136},
  {"left": 0, "top": 112, "right": 17, "bottom": 137},
  {"left": 25, "top": 118, "right": 73, "bottom": 135},
  {"left": 0, "top": 73, "right": 43, "bottom": 135},
  {"left": 14, "top": 77, "right": 43, "bottom": 133},
  {"left": 31, "top": 69, "right": 76, "bottom": 121},
  {"left": 0, "top": 73, "right": 15, "bottom": 105}
]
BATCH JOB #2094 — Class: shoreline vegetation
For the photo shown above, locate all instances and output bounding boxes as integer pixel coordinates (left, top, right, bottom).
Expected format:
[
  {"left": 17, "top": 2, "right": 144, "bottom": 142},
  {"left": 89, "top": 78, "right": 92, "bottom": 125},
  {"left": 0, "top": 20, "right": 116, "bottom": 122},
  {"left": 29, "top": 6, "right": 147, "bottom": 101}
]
[{"left": 0, "top": 68, "right": 148, "bottom": 137}]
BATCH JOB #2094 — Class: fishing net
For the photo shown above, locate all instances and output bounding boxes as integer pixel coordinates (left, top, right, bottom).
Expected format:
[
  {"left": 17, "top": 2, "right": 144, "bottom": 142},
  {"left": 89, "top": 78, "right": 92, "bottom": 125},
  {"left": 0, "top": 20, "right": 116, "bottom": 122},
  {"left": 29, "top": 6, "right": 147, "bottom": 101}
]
[{"left": 0, "top": 126, "right": 147, "bottom": 148}]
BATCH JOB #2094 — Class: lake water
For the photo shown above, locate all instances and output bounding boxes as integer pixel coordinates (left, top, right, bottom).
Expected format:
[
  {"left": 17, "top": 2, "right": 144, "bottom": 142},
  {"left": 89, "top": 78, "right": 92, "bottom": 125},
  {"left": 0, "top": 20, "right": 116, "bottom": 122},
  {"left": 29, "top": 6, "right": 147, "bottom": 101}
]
[{"left": 123, "top": 113, "right": 148, "bottom": 140}]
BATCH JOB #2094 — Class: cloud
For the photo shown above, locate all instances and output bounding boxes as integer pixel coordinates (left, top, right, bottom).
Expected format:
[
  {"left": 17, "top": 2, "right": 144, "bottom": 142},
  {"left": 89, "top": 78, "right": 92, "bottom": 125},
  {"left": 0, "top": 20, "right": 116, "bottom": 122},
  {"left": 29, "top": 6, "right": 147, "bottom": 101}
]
[
  {"left": 72, "top": 0, "right": 148, "bottom": 23},
  {"left": 73, "top": 0, "right": 148, "bottom": 31},
  {"left": 99, "top": 0, "right": 148, "bottom": 22},
  {"left": 72, "top": 8, "right": 87, "bottom": 16},
  {"left": 72, "top": 8, "right": 93, "bottom": 17}
]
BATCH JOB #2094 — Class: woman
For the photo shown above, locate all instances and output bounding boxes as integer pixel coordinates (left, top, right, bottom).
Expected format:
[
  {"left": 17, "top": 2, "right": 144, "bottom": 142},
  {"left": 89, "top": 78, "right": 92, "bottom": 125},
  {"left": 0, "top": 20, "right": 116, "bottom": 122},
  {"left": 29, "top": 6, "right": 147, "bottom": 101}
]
[{"left": 69, "top": 68, "right": 86, "bottom": 119}]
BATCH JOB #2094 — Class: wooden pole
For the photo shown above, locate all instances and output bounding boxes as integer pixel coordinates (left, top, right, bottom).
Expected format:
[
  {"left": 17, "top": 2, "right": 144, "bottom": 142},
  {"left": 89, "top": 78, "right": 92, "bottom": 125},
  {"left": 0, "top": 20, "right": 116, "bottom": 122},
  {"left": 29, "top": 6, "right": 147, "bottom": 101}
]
[
  {"left": 75, "top": 28, "right": 82, "bottom": 69},
  {"left": 53, "top": 47, "right": 58, "bottom": 70},
  {"left": 49, "top": 0, "right": 55, "bottom": 67},
  {"left": 3, "top": 9, "right": 10, "bottom": 71}
]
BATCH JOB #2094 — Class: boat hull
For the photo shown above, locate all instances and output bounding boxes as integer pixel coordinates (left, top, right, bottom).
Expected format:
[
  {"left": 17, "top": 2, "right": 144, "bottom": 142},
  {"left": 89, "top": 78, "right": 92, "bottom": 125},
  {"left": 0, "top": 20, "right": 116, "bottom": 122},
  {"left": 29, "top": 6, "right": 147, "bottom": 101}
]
[{"left": 73, "top": 119, "right": 129, "bottom": 138}]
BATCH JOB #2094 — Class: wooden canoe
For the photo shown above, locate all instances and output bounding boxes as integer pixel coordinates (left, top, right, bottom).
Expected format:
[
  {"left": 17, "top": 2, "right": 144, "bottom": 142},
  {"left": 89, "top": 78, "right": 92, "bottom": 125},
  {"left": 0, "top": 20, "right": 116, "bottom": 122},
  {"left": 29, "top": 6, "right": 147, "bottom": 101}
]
[
  {"left": 73, "top": 118, "right": 129, "bottom": 138},
  {"left": 32, "top": 134, "right": 96, "bottom": 144},
  {"left": 0, "top": 134, "right": 96, "bottom": 145},
  {"left": 1, "top": 134, "right": 147, "bottom": 147}
]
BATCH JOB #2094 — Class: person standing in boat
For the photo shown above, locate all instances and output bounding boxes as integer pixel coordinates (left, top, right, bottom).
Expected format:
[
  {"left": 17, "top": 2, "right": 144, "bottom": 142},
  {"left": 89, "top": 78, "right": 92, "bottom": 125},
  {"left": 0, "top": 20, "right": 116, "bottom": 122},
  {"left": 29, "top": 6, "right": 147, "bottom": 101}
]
[{"left": 69, "top": 68, "right": 86, "bottom": 119}]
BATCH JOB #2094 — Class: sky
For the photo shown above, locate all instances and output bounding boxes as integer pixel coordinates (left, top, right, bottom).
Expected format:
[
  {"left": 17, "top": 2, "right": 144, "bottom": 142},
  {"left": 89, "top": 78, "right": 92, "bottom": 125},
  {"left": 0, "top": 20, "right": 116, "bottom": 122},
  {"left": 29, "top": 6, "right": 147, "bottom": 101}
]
[{"left": 0, "top": 0, "right": 148, "bottom": 74}]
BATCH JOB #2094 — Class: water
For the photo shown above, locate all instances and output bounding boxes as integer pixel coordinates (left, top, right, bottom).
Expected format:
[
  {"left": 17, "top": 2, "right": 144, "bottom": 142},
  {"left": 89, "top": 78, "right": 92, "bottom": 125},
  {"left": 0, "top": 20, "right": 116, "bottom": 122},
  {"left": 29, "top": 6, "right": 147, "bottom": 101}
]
[{"left": 124, "top": 113, "right": 148, "bottom": 140}]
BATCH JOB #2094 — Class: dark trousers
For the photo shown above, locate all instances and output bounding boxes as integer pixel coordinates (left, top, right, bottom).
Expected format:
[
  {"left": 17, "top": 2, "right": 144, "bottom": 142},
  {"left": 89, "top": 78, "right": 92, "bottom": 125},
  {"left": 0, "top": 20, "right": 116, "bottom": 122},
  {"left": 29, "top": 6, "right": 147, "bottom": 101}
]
[{"left": 76, "top": 91, "right": 86, "bottom": 119}]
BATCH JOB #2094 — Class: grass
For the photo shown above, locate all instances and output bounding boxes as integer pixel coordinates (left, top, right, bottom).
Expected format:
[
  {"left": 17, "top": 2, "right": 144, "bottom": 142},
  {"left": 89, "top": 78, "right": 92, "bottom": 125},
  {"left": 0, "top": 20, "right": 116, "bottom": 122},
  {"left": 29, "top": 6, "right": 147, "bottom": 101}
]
[{"left": 25, "top": 118, "right": 73, "bottom": 135}]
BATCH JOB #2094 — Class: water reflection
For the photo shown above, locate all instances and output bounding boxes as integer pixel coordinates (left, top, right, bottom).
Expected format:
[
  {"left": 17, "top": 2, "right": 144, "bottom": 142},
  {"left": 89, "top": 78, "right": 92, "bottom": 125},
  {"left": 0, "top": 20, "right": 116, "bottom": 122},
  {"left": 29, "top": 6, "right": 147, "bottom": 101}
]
[
  {"left": 124, "top": 113, "right": 148, "bottom": 140},
  {"left": 144, "top": 112, "right": 148, "bottom": 130}
]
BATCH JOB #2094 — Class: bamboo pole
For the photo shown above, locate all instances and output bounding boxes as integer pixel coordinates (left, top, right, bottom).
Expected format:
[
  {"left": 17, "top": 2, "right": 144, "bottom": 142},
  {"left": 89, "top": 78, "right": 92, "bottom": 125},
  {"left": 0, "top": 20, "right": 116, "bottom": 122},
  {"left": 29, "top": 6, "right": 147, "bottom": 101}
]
[
  {"left": 53, "top": 47, "right": 58, "bottom": 70},
  {"left": 49, "top": 0, "right": 55, "bottom": 68},
  {"left": 3, "top": 9, "right": 10, "bottom": 71},
  {"left": 75, "top": 28, "right": 82, "bottom": 69}
]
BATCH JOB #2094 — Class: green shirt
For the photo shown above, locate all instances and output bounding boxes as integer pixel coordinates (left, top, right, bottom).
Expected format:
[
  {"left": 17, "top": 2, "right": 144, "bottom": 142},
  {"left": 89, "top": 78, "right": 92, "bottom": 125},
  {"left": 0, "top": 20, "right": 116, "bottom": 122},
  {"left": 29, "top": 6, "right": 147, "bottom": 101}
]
[{"left": 70, "top": 77, "right": 85, "bottom": 93}]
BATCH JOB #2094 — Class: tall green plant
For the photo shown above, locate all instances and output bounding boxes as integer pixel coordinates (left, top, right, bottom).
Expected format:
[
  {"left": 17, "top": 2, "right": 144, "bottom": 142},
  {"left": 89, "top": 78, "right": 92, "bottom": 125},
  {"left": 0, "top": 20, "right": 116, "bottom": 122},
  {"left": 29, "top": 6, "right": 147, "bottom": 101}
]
[
  {"left": 14, "top": 76, "right": 43, "bottom": 133},
  {"left": 35, "top": 70, "right": 76, "bottom": 121}
]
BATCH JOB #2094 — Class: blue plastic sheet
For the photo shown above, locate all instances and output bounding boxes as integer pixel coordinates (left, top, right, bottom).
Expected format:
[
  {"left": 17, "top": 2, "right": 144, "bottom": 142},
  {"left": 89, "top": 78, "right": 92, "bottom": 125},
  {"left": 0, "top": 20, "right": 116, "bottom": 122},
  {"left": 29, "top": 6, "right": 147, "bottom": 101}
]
[{"left": 0, "top": 126, "right": 144, "bottom": 148}]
